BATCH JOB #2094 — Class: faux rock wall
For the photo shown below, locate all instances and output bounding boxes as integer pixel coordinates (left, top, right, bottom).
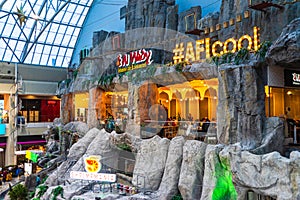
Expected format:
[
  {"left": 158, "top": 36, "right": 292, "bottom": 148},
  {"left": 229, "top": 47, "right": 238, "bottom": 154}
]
[
  {"left": 126, "top": 0, "right": 175, "bottom": 30},
  {"left": 267, "top": 17, "right": 300, "bottom": 68},
  {"left": 61, "top": 93, "right": 74, "bottom": 124},
  {"left": 43, "top": 128, "right": 300, "bottom": 200},
  {"left": 87, "top": 87, "right": 106, "bottom": 128},
  {"left": 217, "top": 64, "right": 267, "bottom": 150}
]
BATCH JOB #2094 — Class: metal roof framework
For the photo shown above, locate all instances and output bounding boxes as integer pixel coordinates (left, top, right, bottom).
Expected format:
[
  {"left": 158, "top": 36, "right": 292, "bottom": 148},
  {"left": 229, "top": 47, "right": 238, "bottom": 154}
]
[{"left": 0, "top": 0, "right": 93, "bottom": 68}]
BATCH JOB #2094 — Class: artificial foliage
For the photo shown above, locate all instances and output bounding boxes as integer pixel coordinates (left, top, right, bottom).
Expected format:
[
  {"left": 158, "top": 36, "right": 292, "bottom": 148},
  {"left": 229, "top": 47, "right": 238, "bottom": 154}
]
[
  {"left": 50, "top": 186, "right": 64, "bottom": 200},
  {"left": 116, "top": 143, "right": 132, "bottom": 152},
  {"left": 8, "top": 184, "right": 28, "bottom": 200},
  {"left": 255, "top": 41, "right": 272, "bottom": 61}
]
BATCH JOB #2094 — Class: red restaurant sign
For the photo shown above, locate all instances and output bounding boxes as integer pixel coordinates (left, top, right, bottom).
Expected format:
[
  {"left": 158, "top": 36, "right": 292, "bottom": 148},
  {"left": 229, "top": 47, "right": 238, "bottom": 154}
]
[{"left": 117, "top": 49, "right": 153, "bottom": 73}]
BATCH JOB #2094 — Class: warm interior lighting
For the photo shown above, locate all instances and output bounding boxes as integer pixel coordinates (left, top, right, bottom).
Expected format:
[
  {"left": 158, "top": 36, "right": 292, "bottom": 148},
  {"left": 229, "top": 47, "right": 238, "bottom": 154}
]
[
  {"left": 287, "top": 91, "right": 293, "bottom": 96},
  {"left": 166, "top": 100, "right": 169, "bottom": 102},
  {"left": 47, "top": 100, "right": 56, "bottom": 105},
  {"left": 265, "top": 86, "right": 270, "bottom": 97}
]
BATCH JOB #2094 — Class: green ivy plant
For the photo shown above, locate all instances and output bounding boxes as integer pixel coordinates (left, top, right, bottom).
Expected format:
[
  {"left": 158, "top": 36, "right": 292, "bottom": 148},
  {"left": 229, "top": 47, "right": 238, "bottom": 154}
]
[
  {"left": 50, "top": 186, "right": 64, "bottom": 200},
  {"left": 35, "top": 184, "right": 49, "bottom": 199},
  {"left": 211, "top": 55, "right": 220, "bottom": 66},
  {"left": 175, "top": 62, "right": 185, "bottom": 72},
  {"left": 220, "top": 52, "right": 235, "bottom": 64},
  {"left": 116, "top": 143, "right": 132, "bottom": 152},
  {"left": 171, "top": 194, "right": 183, "bottom": 200},
  {"left": 234, "top": 48, "right": 249, "bottom": 65},
  {"left": 8, "top": 184, "right": 28, "bottom": 200},
  {"left": 255, "top": 41, "right": 272, "bottom": 61},
  {"left": 145, "top": 64, "right": 157, "bottom": 77}
]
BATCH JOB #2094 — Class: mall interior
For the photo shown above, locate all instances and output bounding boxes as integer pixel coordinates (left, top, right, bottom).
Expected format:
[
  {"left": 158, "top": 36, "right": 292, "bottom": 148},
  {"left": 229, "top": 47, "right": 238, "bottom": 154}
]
[{"left": 0, "top": 0, "right": 299, "bottom": 180}]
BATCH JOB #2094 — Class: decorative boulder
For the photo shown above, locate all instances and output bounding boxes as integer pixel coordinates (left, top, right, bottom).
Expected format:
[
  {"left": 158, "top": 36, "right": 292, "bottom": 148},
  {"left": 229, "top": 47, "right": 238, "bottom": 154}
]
[
  {"left": 267, "top": 18, "right": 300, "bottom": 68},
  {"left": 132, "top": 135, "right": 170, "bottom": 191},
  {"left": 178, "top": 140, "right": 207, "bottom": 200},
  {"left": 158, "top": 136, "right": 185, "bottom": 199}
]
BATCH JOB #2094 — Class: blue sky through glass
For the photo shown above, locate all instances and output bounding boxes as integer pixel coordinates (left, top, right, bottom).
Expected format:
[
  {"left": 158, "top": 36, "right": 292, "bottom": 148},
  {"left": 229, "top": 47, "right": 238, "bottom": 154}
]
[{"left": 0, "top": 0, "right": 93, "bottom": 67}]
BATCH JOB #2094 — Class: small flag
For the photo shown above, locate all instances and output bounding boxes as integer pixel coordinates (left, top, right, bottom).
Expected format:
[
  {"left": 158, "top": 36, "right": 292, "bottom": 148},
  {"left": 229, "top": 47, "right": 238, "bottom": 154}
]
[{"left": 25, "top": 150, "right": 39, "bottom": 163}]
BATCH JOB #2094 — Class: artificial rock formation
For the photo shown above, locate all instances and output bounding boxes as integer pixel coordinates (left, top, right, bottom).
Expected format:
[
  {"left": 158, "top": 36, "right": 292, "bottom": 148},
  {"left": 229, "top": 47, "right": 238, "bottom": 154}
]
[
  {"left": 267, "top": 17, "right": 300, "bottom": 68},
  {"left": 252, "top": 117, "right": 284, "bottom": 155},
  {"left": 38, "top": 123, "right": 300, "bottom": 200},
  {"left": 132, "top": 135, "right": 170, "bottom": 191},
  {"left": 178, "top": 140, "right": 207, "bottom": 200},
  {"left": 200, "top": 144, "right": 225, "bottom": 200},
  {"left": 220, "top": 145, "right": 300, "bottom": 200},
  {"left": 158, "top": 136, "right": 185, "bottom": 200},
  {"left": 217, "top": 0, "right": 300, "bottom": 42},
  {"left": 125, "top": 0, "right": 175, "bottom": 30},
  {"left": 217, "top": 64, "right": 267, "bottom": 150}
]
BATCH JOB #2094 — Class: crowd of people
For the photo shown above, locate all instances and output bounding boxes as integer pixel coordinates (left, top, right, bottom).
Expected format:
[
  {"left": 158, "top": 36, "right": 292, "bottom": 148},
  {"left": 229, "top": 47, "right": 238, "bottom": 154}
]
[{"left": 0, "top": 165, "right": 24, "bottom": 185}]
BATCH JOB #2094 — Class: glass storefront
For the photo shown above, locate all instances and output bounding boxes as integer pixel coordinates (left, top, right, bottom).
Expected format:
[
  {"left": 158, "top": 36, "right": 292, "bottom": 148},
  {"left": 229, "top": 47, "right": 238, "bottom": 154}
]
[
  {"left": 265, "top": 87, "right": 300, "bottom": 120},
  {"left": 158, "top": 79, "right": 218, "bottom": 122},
  {"left": 104, "top": 91, "right": 128, "bottom": 132},
  {"left": 74, "top": 93, "right": 89, "bottom": 122},
  {"left": 20, "top": 98, "right": 60, "bottom": 123}
]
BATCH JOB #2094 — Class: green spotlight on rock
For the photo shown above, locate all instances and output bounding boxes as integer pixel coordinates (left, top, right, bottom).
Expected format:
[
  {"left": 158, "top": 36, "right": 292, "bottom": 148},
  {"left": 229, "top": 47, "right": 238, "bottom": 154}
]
[{"left": 212, "top": 157, "right": 237, "bottom": 200}]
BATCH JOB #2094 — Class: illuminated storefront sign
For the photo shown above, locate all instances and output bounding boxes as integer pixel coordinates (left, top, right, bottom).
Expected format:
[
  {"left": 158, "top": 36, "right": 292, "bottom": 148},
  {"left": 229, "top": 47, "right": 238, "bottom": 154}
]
[
  {"left": 173, "top": 26, "right": 260, "bottom": 64},
  {"left": 70, "top": 171, "right": 117, "bottom": 182},
  {"left": 117, "top": 49, "right": 153, "bottom": 73},
  {"left": 84, "top": 155, "right": 101, "bottom": 173},
  {"left": 284, "top": 69, "right": 300, "bottom": 87}
]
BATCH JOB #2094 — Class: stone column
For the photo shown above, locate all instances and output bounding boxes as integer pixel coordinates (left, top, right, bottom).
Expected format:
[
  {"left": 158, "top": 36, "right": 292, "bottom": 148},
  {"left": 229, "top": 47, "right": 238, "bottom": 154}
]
[
  {"left": 87, "top": 87, "right": 106, "bottom": 128},
  {"left": 61, "top": 93, "right": 74, "bottom": 124},
  {"left": 126, "top": 81, "right": 159, "bottom": 137},
  {"left": 217, "top": 65, "right": 266, "bottom": 150}
]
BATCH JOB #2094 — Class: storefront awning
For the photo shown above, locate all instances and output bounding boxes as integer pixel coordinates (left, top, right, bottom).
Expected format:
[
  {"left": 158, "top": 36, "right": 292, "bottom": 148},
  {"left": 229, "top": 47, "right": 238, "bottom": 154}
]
[{"left": 17, "top": 135, "right": 46, "bottom": 145}]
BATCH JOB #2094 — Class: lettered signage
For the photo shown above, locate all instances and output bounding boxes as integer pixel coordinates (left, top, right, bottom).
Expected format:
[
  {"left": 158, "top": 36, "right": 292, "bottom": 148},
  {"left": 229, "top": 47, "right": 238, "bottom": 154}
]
[
  {"left": 285, "top": 69, "right": 300, "bottom": 87},
  {"left": 117, "top": 49, "right": 153, "bottom": 73},
  {"left": 173, "top": 26, "right": 260, "bottom": 64},
  {"left": 70, "top": 171, "right": 117, "bottom": 182}
]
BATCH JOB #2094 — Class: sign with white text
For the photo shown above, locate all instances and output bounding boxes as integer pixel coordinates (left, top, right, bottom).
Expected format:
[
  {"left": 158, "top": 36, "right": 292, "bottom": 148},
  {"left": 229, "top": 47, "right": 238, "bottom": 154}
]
[
  {"left": 70, "top": 171, "right": 117, "bottom": 182},
  {"left": 117, "top": 49, "right": 153, "bottom": 73},
  {"left": 284, "top": 69, "right": 300, "bottom": 87}
]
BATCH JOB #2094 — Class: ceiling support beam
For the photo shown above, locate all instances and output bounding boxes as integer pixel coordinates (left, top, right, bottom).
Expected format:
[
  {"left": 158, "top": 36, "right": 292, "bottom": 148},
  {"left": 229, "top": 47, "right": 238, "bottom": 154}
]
[{"left": 21, "top": 0, "right": 71, "bottom": 63}]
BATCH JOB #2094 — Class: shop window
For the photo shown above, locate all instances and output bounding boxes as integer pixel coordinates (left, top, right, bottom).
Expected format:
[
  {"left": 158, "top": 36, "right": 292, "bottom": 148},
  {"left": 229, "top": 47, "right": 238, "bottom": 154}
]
[
  {"left": 20, "top": 99, "right": 41, "bottom": 123},
  {"left": 80, "top": 48, "right": 90, "bottom": 63},
  {"left": 112, "top": 35, "right": 120, "bottom": 50},
  {"left": 74, "top": 93, "right": 89, "bottom": 122},
  {"left": 184, "top": 13, "right": 197, "bottom": 31},
  {"left": 265, "top": 87, "right": 300, "bottom": 120}
]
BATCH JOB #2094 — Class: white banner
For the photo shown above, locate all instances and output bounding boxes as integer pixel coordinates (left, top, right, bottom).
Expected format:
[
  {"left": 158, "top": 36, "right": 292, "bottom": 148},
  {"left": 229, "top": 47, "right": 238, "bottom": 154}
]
[
  {"left": 24, "top": 163, "right": 32, "bottom": 175},
  {"left": 70, "top": 171, "right": 116, "bottom": 182}
]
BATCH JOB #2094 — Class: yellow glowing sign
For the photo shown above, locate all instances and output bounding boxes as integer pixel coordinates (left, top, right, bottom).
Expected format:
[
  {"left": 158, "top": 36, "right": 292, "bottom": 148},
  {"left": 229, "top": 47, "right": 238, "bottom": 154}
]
[
  {"left": 84, "top": 155, "right": 101, "bottom": 173},
  {"left": 173, "top": 26, "right": 260, "bottom": 64}
]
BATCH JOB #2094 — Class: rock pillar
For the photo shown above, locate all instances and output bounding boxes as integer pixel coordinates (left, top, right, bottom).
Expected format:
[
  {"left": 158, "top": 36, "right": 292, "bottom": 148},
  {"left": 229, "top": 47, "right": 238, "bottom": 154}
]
[
  {"left": 126, "top": 82, "right": 159, "bottom": 137},
  {"left": 87, "top": 87, "right": 106, "bottom": 128},
  {"left": 61, "top": 93, "right": 74, "bottom": 124},
  {"left": 217, "top": 65, "right": 267, "bottom": 150}
]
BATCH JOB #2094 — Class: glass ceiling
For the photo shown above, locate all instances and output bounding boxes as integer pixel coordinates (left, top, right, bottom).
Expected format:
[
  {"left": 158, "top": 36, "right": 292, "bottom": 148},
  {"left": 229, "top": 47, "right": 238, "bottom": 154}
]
[{"left": 0, "top": 0, "right": 93, "bottom": 67}]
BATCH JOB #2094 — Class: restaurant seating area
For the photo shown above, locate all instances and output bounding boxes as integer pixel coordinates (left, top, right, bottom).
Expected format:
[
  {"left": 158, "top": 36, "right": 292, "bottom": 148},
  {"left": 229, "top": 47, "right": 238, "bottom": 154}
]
[{"left": 141, "top": 120, "right": 217, "bottom": 143}]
